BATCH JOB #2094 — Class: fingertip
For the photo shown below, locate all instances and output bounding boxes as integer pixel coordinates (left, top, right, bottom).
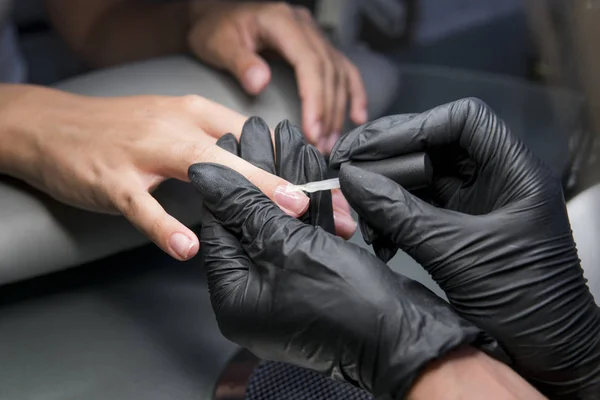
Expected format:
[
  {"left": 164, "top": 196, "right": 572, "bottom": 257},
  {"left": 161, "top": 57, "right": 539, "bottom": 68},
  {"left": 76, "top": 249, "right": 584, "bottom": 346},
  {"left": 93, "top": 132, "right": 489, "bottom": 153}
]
[
  {"left": 243, "top": 65, "right": 271, "bottom": 94},
  {"left": 333, "top": 209, "right": 357, "bottom": 239},
  {"left": 273, "top": 184, "right": 310, "bottom": 217},
  {"left": 338, "top": 163, "right": 365, "bottom": 189},
  {"left": 351, "top": 106, "right": 368, "bottom": 125},
  {"left": 168, "top": 231, "right": 200, "bottom": 261}
]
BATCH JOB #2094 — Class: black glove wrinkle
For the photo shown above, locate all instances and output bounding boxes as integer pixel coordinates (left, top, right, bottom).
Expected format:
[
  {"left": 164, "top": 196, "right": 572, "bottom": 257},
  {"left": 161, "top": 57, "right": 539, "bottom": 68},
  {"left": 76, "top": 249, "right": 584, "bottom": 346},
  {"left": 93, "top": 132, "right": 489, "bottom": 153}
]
[
  {"left": 239, "top": 116, "right": 276, "bottom": 174},
  {"left": 332, "top": 98, "right": 600, "bottom": 398},
  {"left": 218, "top": 116, "right": 336, "bottom": 234},
  {"left": 190, "top": 162, "right": 492, "bottom": 400}
]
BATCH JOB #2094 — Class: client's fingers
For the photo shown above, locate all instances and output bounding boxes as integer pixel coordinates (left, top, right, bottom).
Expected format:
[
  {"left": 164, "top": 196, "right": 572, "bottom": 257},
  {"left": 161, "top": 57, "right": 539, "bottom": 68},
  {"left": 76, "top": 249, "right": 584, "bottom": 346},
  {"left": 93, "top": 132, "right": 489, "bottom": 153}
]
[
  {"left": 116, "top": 189, "right": 199, "bottom": 260},
  {"left": 174, "top": 144, "right": 309, "bottom": 217}
]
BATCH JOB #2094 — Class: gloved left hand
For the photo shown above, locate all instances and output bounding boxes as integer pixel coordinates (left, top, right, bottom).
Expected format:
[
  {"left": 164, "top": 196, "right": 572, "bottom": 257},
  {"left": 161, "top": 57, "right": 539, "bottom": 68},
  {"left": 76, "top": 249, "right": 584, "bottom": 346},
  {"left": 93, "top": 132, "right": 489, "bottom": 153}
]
[
  {"left": 188, "top": 162, "right": 493, "bottom": 400},
  {"left": 215, "top": 116, "right": 355, "bottom": 237},
  {"left": 329, "top": 99, "right": 600, "bottom": 398}
]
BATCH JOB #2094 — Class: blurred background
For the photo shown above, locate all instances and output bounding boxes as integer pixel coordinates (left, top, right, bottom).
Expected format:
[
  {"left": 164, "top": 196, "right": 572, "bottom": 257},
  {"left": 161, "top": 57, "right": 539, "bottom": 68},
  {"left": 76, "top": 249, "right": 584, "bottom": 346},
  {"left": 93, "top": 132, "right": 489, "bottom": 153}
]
[{"left": 11, "top": 0, "right": 598, "bottom": 197}]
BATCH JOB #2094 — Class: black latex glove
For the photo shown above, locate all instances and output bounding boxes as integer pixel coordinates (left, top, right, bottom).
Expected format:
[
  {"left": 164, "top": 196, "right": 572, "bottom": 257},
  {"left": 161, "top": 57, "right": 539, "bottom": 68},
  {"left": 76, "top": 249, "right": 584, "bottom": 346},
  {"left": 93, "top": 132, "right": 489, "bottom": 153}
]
[
  {"left": 329, "top": 98, "right": 600, "bottom": 398},
  {"left": 188, "top": 163, "right": 492, "bottom": 400},
  {"left": 216, "top": 117, "right": 335, "bottom": 233}
]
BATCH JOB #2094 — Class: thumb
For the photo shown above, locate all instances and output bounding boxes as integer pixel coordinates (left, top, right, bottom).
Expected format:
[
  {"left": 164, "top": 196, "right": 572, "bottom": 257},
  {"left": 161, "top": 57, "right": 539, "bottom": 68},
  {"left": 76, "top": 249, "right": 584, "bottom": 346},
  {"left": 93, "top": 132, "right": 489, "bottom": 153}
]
[
  {"left": 227, "top": 48, "right": 271, "bottom": 95},
  {"left": 339, "top": 164, "right": 458, "bottom": 261},
  {"left": 117, "top": 191, "right": 199, "bottom": 261}
]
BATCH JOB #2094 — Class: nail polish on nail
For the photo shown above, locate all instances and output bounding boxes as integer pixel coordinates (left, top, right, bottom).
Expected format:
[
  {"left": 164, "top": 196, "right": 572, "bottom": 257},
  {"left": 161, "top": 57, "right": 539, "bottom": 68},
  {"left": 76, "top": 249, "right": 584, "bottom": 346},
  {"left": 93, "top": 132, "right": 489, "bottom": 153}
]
[
  {"left": 274, "top": 184, "right": 310, "bottom": 216},
  {"left": 170, "top": 232, "right": 194, "bottom": 259},
  {"left": 334, "top": 209, "right": 357, "bottom": 234}
]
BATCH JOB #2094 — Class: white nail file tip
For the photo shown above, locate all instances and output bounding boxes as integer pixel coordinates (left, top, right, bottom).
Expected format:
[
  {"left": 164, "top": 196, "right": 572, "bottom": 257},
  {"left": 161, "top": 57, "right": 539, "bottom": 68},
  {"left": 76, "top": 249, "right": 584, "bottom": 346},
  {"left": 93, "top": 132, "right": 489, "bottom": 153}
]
[{"left": 289, "top": 178, "right": 341, "bottom": 193}]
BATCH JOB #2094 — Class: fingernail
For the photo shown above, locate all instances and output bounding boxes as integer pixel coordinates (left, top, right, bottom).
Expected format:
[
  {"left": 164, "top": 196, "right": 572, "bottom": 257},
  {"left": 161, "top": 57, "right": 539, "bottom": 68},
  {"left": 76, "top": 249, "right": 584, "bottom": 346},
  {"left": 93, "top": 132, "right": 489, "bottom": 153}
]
[
  {"left": 169, "top": 232, "right": 194, "bottom": 259},
  {"left": 245, "top": 66, "right": 269, "bottom": 93},
  {"left": 334, "top": 209, "right": 357, "bottom": 234},
  {"left": 274, "top": 185, "right": 310, "bottom": 216},
  {"left": 326, "top": 132, "right": 341, "bottom": 153}
]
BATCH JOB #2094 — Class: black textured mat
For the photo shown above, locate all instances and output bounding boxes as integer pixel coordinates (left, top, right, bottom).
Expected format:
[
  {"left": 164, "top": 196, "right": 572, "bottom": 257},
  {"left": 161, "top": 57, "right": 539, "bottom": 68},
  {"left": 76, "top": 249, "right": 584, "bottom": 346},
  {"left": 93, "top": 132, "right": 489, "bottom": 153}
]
[{"left": 244, "top": 361, "right": 373, "bottom": 400}]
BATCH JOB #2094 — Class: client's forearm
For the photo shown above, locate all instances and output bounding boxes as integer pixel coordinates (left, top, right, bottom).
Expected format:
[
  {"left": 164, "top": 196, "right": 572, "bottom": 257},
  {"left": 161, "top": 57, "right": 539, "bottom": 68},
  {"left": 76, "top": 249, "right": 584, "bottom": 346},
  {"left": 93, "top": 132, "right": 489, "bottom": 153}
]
[
  {"left": 44, "top": 0, "right": 193, "bottom": 67},
  {"left": 408, "top": 347, "right": 546, "bottom": 400},
  {"left": 0, "top": 84, "right": 43, "bottom": 176}
]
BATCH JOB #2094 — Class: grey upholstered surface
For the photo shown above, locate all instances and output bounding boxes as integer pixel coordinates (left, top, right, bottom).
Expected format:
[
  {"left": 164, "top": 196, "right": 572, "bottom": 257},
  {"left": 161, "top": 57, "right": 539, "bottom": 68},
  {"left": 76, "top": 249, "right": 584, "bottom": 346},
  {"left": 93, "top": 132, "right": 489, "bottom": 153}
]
[
  {"left": 568, "top": 183, "right": 600, "bottom": 300},
  {"left": 0, "top": 212, "right": 439, "bottom": 400},
  {"left": 0, "top": 240, "right": 235, "bottom": 400}
]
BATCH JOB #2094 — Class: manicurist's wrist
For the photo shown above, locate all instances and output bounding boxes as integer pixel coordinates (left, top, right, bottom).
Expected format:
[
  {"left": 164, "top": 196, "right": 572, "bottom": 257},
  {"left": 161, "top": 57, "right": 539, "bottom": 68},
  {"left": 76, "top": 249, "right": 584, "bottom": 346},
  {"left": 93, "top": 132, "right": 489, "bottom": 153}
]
[
  {"left": 406, "top": 347, "right": 546, "bottom": 400},
  {"left": 406, "top": 346, "right": 475, "bottom": 400}
]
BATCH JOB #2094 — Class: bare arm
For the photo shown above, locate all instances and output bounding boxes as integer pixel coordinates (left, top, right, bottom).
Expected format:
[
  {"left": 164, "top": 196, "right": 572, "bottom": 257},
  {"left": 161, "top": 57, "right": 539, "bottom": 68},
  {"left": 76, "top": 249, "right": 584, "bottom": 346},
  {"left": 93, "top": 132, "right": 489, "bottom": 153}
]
[
  {"left": 43, "top": 0, "right": 192, "bottom": 67},
  {"left": 408, "top": 348, "right": 547, "bottom": 400}
]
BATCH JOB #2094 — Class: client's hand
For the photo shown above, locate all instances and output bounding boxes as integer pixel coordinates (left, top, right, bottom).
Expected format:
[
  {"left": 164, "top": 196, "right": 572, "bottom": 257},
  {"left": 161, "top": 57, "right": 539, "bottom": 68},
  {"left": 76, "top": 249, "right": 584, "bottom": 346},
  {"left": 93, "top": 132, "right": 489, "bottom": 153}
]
[
  {"left": 188, "top": 1, "right": 368, "bottom": 152},
  {"left": 0, "top": 85, "right": 311, "bottom": 261},
  {"left": 215, "top": 116, "right": 356, "bottom": 238},
  {"left": 329, "top": 98, "right": 600, "bottom": 398}
]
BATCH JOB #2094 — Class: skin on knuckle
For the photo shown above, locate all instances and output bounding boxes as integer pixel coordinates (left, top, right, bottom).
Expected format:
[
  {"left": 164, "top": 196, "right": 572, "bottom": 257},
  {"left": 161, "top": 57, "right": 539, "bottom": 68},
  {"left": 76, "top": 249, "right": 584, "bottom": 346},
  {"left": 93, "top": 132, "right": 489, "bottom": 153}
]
[
  {"left": 148, "top": 216, "right": 166, "bottom": 243},
  {"left": 117, "top": 190, "right": 143, "bottom": 221},
  {"left": 179, "top": 95, "right": 206, "bottom": 112},
  {"left": 245, "top": 169, "right": 273, "bottom": 196},
  {"left": 179, "top": 142, "right": 211, "bottom": 165}
]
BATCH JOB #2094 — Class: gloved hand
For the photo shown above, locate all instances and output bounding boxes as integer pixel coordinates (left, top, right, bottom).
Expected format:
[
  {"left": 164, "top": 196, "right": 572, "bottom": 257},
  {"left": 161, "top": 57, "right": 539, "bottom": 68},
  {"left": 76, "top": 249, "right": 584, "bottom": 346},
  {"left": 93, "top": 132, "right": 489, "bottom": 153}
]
[
  {"left": 329, "top": 98, "right": 600, "bottom": 398},
  {"left": 188, "top": 162, "right": 492, "bottom": 399},
  {"left": 216, "top": 116, "right": 356, "bottom": 237}
]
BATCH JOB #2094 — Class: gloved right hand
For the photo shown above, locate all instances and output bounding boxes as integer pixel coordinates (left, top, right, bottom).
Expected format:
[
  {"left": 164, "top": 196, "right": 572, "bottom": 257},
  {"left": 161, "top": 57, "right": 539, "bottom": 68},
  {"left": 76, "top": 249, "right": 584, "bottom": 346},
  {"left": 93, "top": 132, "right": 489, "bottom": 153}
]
[
  {"left": 329, "top": 98, "right": 600, "bottom": 399},
  {"left": 188, "top": 162, "right": 491, "bottom": 400}
]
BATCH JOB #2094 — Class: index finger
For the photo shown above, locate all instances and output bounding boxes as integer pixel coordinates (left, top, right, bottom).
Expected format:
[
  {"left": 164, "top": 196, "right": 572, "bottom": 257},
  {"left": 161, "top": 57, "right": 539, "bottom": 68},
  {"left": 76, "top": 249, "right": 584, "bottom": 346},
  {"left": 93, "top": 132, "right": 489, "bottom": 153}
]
[
  {"left": 171, "top": 142, "right": 309, "bottom": 217},
  {"left": 258, "top": 8, "right": 324, "bottom": 144},
  {"left": 186, "top": 95, "right": 250, "bottom": 139}
]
